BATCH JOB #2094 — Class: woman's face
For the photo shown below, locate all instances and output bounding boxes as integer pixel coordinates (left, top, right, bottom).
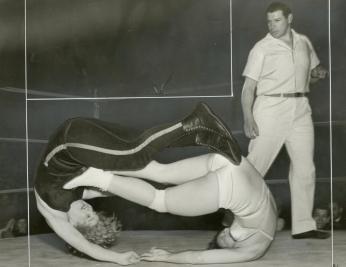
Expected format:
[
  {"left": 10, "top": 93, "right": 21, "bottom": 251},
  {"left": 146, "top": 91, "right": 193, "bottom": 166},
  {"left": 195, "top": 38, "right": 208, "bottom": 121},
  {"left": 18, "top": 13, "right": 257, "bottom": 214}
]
[
  {"left": 216, "top": 227, "right": 236, "bottom": 248},
  {"left": 68, "top": 200, "right": 99, "bottom": 227}
]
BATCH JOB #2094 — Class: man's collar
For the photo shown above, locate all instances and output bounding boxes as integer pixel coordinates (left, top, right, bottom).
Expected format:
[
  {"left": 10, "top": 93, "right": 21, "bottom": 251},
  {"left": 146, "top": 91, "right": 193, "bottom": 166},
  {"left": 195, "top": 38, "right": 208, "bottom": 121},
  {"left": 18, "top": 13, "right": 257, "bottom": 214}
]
[
  {"left": 291, "top": 29, "right": 300, "bottom": 46},
  {"left": 265, "top": 29, "right": 300, "bottom": 49}
]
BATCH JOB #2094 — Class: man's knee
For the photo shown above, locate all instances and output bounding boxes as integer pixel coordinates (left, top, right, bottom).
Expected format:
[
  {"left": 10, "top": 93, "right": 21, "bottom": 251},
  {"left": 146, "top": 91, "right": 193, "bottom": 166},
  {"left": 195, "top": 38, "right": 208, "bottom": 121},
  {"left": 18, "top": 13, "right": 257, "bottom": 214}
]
[
  {"left": 148, "top": 189, "right": 167, "bottom": 213},
  {"left": 291, "top": 161, "right": 315, "bottom": 179}
]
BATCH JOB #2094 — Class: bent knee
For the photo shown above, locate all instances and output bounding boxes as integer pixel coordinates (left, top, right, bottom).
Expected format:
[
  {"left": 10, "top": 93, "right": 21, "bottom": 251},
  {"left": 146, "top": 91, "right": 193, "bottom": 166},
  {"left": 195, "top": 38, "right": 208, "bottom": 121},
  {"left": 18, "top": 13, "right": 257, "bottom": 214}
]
[
  {"left": 208, "top": 153, "right": 230, "bottom": 171},
  {"left": 148, "top": 189, "right": 167, "bottom": 213},
  {"left": 291, "top": 163, "right": 315, "bottom": 180}
]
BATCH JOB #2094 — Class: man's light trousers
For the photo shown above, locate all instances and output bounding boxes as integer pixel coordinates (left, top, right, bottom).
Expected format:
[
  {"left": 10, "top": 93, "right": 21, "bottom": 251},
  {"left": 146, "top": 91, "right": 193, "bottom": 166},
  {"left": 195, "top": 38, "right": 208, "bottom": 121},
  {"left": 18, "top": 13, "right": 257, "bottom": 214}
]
[{"left": 247, "top": 96, "right": 317, "bottom": 235}]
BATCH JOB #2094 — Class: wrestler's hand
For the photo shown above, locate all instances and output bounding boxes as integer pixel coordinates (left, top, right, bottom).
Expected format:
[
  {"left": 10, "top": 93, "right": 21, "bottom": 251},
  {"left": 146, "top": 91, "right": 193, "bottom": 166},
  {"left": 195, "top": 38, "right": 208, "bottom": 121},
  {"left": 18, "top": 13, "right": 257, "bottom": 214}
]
[
  {"left": 244, "top": 116, "right": 259, "bottom": 139},
  {"left": 116, "top": 251, "right": 140, "bottom": 265},
  {"left": 140, "top": 247, "right": 170, "bottom": 262}
]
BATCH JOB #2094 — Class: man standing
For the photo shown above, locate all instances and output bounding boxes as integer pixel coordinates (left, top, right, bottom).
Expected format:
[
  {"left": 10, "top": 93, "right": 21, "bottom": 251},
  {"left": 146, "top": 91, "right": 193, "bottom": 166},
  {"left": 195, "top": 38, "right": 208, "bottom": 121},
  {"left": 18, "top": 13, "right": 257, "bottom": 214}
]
[{"left": 241, "top": 2, "right": 329, "bottom": 239}]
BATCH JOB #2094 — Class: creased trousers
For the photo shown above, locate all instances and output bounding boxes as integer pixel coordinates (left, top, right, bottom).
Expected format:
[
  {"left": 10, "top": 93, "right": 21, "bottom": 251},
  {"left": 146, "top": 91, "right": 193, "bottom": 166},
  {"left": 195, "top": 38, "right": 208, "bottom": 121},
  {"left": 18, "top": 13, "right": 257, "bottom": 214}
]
[{"left": 247, "top": 96, "right": 316, "bottom": 235}]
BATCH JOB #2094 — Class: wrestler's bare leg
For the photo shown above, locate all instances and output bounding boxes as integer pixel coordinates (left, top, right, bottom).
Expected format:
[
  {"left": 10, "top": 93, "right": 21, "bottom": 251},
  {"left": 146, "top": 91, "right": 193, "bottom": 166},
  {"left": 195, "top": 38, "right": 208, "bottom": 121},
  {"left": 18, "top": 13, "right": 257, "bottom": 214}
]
[
  {"left": 65, "top": 166, "right": 221, "bottom": 217},
  {"left": 111, "top": 153, "right": 230, "bottom": 185},
  {"left": 63, "top": 154, "right": 231, "bottom": 216}
]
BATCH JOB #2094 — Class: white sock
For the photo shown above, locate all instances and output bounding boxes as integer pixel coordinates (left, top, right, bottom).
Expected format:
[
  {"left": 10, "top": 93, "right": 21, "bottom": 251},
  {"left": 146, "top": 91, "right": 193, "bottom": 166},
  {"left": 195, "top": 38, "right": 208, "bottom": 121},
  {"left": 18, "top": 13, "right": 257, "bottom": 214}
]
[{"left": 63, "top": 167, "right": 113, "bottom": 191}]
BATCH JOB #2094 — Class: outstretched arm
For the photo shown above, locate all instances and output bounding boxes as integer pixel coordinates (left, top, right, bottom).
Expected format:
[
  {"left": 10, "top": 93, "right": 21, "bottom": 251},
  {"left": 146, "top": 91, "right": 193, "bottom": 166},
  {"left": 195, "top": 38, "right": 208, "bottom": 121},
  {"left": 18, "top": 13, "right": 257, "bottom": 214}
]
[
  {"left": 34, "top": 191, "right": 139, "bottom": 265},
  {"left": 141, "top": 244, "right": 267, "bottom": 264}
]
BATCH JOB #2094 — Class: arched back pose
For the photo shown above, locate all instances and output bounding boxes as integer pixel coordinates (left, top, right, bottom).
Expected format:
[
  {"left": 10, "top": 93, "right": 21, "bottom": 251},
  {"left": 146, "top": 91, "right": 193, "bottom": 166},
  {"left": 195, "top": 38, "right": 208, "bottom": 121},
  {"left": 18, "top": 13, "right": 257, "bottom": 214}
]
[
  {"left": 34, "top": 102, "right": 241, "bottom": 265},
  {"left": 64, "top": 153, "right": 277, "bottom": 264}
]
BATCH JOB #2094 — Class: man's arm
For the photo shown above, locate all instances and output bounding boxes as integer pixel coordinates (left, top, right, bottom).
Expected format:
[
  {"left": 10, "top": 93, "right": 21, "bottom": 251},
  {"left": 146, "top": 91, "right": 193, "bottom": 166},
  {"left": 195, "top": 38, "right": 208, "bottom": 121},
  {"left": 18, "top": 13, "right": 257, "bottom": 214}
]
[
  {"left": 35, "top": 193, "right": 139, "bottom": 265},
  {"left": 141, "top": 245, "right": 266, "bottom": 264},
  {"left": 241, "top": 77, "right": 259, "bottom": 139}
]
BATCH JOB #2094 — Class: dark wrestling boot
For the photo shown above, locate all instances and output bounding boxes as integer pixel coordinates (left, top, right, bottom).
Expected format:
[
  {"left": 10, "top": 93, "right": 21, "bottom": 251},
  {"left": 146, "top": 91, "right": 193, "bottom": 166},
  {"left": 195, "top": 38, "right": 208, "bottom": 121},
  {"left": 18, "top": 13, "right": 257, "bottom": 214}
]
[
  {"left": 292, "top": 230, "right": 330, "bottom": 239},
  {"left": 181, "top": 102, "right": 242, "bottom": 165},
  {"left": 132, "top": 102, "right": 242, "bottom": 166}
]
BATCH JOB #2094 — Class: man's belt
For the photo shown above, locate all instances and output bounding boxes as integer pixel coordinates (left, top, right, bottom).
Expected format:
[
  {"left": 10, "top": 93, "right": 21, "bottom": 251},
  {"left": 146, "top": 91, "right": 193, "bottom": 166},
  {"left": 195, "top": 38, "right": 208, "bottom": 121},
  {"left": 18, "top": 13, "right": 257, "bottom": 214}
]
[{"left": 263, "top": 92, "right": 308, "bottom": 97}]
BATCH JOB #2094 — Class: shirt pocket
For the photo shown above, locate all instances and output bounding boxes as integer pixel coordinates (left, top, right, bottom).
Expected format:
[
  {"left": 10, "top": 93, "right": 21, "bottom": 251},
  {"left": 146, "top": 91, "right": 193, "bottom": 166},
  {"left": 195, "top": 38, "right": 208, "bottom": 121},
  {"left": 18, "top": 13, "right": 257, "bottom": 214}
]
[{"left": 261, "top": 51, "right": 291, "bottom": 78}]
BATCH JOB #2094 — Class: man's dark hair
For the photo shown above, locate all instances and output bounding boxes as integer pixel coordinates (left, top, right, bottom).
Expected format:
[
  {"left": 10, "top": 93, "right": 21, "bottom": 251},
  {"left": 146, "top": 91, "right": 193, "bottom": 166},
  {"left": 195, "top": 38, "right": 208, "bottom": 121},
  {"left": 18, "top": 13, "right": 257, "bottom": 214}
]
[{"left": 266, "top": 2, "right": 292, "bottom": 18}]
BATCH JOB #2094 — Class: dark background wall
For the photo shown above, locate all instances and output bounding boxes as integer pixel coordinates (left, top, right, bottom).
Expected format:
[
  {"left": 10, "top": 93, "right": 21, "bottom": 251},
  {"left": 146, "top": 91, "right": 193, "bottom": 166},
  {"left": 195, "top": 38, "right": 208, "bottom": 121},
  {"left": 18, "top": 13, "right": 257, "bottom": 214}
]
[
  {"left": 0, "top": 0, "right": 345, "bottom": 240},
  {"left": 330, "top": 0, "right": 346, "bottom": 206},
  {"left": 27, "top": 0, "right": 231, "bottom": 97},
  {"left": 0, "top": 0, "right": 27, "bottom": 239}
]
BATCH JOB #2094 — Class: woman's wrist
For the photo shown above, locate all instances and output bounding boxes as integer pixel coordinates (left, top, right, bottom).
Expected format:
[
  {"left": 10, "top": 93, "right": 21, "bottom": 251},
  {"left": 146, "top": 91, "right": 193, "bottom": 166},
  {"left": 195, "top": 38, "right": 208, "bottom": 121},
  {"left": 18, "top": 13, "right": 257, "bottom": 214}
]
[{"left": 168, "top": 251, "right": 193, "bottom": 264}]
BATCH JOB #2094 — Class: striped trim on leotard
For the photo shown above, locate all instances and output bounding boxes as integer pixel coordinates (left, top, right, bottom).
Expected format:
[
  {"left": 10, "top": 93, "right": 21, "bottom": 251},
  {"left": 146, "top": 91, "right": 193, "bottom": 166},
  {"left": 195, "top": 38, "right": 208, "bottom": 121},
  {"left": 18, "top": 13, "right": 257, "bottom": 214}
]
[{"left": 44, "top": 123, "right": 182, "bottom": 166}]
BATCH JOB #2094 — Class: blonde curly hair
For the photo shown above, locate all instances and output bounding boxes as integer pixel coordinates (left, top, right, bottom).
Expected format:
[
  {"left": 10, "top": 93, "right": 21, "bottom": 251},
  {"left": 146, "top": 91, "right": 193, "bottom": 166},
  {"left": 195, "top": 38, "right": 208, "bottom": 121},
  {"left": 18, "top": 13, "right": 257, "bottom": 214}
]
[
  {"left": 76, "top": 212, "right": 122, "bottom": 248},
  {"left": 67, "top": 212, "right": 122, "bottom": 257}
]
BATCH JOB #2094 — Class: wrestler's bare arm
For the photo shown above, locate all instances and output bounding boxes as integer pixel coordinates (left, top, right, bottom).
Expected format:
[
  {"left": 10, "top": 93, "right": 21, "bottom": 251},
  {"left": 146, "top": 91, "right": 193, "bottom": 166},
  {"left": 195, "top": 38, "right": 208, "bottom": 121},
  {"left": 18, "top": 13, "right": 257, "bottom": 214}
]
[
  {"left": 141, "top": 242, "right": 269, "bottom": 264},
  {"left": 142, "top": 229, "right": 271, "bottom": 264},
  {"left": 35, "top": 192, "right": 138, "bottom": 265}
]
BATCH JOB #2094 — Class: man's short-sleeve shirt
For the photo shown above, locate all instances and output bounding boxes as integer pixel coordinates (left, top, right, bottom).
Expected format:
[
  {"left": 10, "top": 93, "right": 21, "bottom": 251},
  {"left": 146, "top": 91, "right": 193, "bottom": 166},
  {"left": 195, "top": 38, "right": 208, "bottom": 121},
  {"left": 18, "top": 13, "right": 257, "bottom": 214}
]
[{"left": 242, "top": 30, "right": 320, "bottom": 95}]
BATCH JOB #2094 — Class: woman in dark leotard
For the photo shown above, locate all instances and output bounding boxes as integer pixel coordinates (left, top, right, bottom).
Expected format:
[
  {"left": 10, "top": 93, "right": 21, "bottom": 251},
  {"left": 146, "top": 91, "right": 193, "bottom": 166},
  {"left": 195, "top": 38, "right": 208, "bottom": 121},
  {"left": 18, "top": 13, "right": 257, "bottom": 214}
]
[{"left": 34, "top": 102, "right": 241, "bottom": 265}]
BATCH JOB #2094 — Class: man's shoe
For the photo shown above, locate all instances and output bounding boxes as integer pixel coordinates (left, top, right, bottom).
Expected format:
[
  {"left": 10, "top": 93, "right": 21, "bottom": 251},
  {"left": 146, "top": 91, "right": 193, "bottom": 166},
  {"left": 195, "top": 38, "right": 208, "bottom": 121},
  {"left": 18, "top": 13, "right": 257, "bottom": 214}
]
[
  {"left": 183, "top": 102, "right": 242, "bottom": 165},
  {"left": 292, "top": 230, "right": 330, "bottom": 239}
]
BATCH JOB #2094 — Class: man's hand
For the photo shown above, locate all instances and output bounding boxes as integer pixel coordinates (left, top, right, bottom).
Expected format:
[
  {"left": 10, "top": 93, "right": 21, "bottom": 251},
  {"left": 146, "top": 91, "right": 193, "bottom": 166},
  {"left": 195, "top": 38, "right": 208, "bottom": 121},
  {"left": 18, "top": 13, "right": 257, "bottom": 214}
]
[
  {"left": 116, "top": 251, "right": 140, "bottom": 265},
  {"left": 141, "top": 247, "right": 170, "bottom": 262},
  {"left": 244, "top": 116, "right": 259, "bottom": 139},
  {"left": 311, "top": 65, "right": 328, "bottom": 80}
]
